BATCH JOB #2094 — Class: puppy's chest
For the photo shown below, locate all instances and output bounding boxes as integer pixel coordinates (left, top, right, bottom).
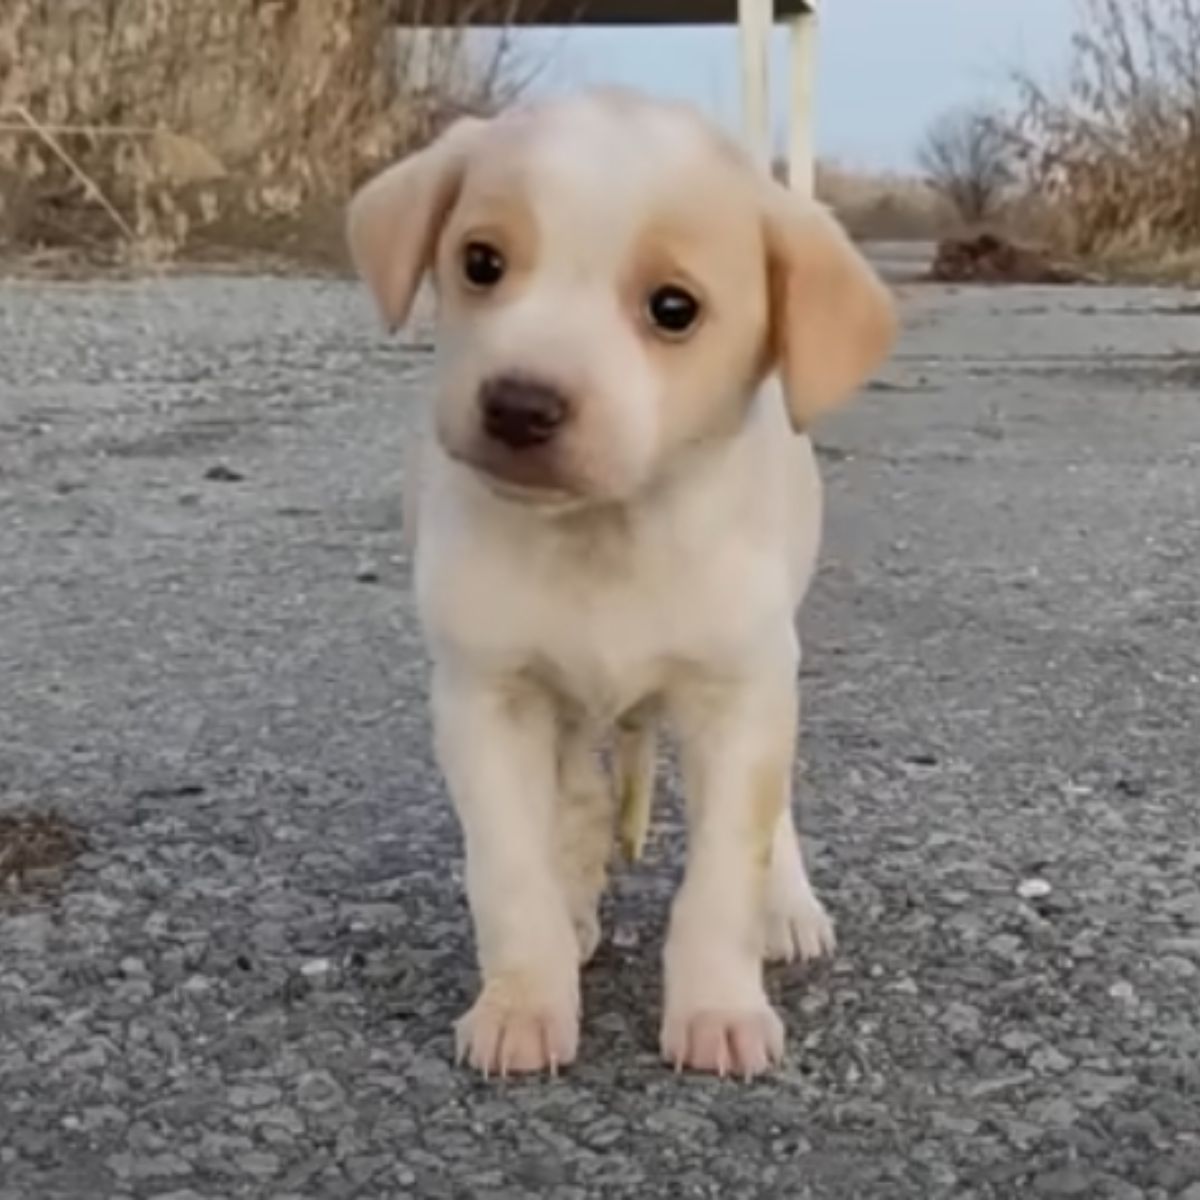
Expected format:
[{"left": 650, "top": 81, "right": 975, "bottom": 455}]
[{"left": 423, "top": 519, "right": 773, "bottom": 719}]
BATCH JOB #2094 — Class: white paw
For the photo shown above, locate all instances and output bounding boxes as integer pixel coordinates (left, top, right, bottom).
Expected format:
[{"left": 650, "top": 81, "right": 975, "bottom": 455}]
[
  {"left": 455, "top": 974, "right": 578, "bottom": 1076},
  {"left": 764, "top": 879, "right": 837, "bottom": 964},
  {"left": 572, "top": 906, "right": 602, "bottom": 966},
  {"left": 660, "top": 1002, "right": 785, "bottom": 1078}
]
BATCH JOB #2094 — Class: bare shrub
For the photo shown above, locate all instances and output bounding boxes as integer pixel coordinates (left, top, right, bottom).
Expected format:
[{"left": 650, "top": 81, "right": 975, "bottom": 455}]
[
  {"left": 816, "top": 161, "right": 955, "bottom": 241},
  {"left": 0, "top": 0, "right": 534, "bottom": 266},
  {"left": 917, "top": 104, "right": 1014, "bottom": 225},
  {"left": 1006, "top": 0, "right": 1200, "bottom": 273}
]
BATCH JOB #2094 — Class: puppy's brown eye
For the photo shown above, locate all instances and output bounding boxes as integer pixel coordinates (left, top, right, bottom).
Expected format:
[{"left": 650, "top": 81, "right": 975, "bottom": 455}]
[
  {"left": 462, "top": 241, "right": 506, "bottom": 289},
  {"left": 647, "top": 285, "right": 700, "bottom": 336}
]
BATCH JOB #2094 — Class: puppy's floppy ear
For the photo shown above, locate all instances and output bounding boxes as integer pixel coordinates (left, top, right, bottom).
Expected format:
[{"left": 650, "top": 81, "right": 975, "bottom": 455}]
[
  {"left": 346, "top": 116, "right": 487, "bottom": 331},
  {"left": 763, "top": 183, "right": 897, "bottom": 431}
]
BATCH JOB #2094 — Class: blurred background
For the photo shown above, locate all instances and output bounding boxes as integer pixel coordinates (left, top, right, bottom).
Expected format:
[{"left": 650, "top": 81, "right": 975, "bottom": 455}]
[{"left": 2, "top": 0, "right": 1198, "bottom": 283}]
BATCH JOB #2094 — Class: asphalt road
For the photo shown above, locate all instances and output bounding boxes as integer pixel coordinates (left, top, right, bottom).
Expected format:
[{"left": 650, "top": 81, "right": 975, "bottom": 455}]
[{"left": 1, "top": 270, "right": 1199, "bottom": 1200}]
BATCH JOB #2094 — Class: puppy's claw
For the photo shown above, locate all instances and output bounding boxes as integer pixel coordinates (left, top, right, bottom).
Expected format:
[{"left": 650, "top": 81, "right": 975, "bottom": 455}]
[
  {"left": 765, "top": 888, "right": 837, "bottom": 965},
  {"left": 661, "top": 1005, "right": 785, "bottom": 1078},
  {"left": 455, "top": 982, "right": 578, "bottom": 1078}
]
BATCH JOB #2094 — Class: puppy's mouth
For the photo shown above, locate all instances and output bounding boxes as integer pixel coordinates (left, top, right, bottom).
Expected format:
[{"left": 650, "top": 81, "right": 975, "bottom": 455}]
[{"left": 448, "top": 440, "right": 586, "bottom": 507}]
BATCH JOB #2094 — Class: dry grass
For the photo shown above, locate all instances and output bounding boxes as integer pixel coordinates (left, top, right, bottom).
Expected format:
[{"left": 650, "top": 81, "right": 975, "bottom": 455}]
[
  {"left": 0, "top": 0, "right": 533, "bottom": 268},
  {"left": 814, "top": 161, "right": 955, "bottom": 242},
  {"left": 1005, "top": 0, "right": 1200, "bottom": 283}
]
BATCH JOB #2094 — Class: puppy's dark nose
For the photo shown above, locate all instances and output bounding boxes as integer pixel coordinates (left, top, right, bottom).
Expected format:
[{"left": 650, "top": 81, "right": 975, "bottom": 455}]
[{"left": 479, "top": 374, "right": 569, "bottom": 450}]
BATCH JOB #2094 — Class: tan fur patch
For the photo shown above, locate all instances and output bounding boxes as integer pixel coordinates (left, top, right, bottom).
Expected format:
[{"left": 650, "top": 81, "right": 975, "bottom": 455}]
[{"left": 750, "top": 759, "right": 789, "bottom": 878}]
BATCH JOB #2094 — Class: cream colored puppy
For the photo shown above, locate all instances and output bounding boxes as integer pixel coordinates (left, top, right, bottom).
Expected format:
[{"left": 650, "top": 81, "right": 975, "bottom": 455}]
[{"left": 346, "top": 88, "right": 896, "bottom": 1079}]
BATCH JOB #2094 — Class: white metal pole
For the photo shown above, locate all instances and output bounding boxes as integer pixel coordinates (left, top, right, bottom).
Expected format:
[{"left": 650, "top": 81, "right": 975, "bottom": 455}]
[
  {"left": 787, "top": 8, "right": 817, "bottom": 195},
  {"left": 738, "top": 0, "right": 773, "bottom": 171}
]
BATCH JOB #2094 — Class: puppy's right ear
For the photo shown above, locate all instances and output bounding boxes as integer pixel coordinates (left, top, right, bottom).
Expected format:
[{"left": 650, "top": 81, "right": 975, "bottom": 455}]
[{"left": 346, "top": 116, "right": 487, "bottom": 331}]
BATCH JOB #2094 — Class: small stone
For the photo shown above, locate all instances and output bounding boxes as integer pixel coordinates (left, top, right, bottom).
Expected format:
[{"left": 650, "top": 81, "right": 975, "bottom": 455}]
[
  {"left": 300, "top": 958, "right": 333, "bottom": 980},
  {"left": 1033, "top": 1165, "right": 1093, "bottom": 1197},
  {"left": 107, "top": 1153, "right": 135, "bottom": 1179},
  {"left": 1111, "top": 1111, "right": 1160, "bottom": 1139},
  {"left": 257, "top": 1112, "right": 304, "bottom": 1145},
  {"left": 1109, "top": 980, "right": 1137, "bottom": 1003},
  {"left": 1018, "top": 878, "right": 1052, "bottom": 900},
  {"left": 355, "top": 566, "right": 381, "bottom": 583},
  {"left": 1030, "top": 1046, "right": 1073, "bottom": 1074},
  {"left": 229, "top": 1083, "right": 282, "bottom": 1110},
  {"left": 204, "top": 463, "right": 244, "bottom": 482},
  {"left": 346, "top": 1155, "right": 391, "bottom": 1185},
  {"left": 931, "top": 1113, "right": 980, "bottom": 1136},
  {"left": 942, "top": 1001, "right": 982, "bottom": 1036},
  {"left": 1038, "top": 1098, "right": 1079, "bottom": 1128},
  {"left": 1004, "top": 1120, "right": 1044, "bottom": 1147},
  {"left": 129, "top": 1154, "right": 192, "bottom": 1180},
  {"left": 296, "top": 1069, "right": 345, "bottom": 1112},
  {"left": 987, "top": 934, "right": 1024, "bottom": 959},
  {"left": 1161, "top": 937, "right": 1200, "bottom": 960},
  {"left": 584, "top": 1117, "right": 626, "bottom": 1148},
  {"left": 1160, "top": 955, "right": 1197, "bottom": 979},
  {"left": 237, "top": 1151, "right": 280, "bottom": 1179},
  {"left": 1098, "top": 1184, "right": 1144, "bottom": 1200},
  {"left": 1000, "top": 1030, "right": 1041, "bottom": 1054}
]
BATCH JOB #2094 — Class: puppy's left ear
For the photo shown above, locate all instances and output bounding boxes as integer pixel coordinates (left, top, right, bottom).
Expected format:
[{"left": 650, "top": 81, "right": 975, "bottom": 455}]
[
  {"left": 346, "top": 116, "right": 487, "bottom": 331},
  {"left": 763, "top": 183, "right": 898, "bottom": 431}
]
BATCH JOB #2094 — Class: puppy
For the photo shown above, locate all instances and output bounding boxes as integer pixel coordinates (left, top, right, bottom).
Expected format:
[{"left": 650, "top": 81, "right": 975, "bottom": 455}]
[{"left": 346, "top": 88, "right": 896, "bottom": 1078}]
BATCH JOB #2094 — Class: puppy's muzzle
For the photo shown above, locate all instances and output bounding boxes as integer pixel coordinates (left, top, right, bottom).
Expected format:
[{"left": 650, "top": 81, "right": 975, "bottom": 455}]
[{"left": 480, "top": 374, "right": 570, "bottom": 450}]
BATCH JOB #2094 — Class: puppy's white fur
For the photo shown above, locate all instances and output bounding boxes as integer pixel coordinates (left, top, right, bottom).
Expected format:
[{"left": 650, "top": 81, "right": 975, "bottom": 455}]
[{"left": 347, "top": 89, "right": 896, "bottom": 1078}]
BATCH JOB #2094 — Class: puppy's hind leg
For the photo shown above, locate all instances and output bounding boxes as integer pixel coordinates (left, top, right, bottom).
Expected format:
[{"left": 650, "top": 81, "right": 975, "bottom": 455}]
[
  {"left": 556, "top": 721, "right": 617, "bottom": 965},
  {"left": 764, "top": 802, "right": 836, "bottom": 964}
]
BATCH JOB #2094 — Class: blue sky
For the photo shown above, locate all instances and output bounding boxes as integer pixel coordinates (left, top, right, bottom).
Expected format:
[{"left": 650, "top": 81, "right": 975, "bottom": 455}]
[{"left": 518, "top": 1, "right": 1078, "bottom": 171}]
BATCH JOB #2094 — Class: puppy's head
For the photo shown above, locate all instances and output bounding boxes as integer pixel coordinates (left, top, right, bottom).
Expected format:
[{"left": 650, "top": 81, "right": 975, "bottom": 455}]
[{"left": 348, "top": 90, "right": 895, "bottom": 504}]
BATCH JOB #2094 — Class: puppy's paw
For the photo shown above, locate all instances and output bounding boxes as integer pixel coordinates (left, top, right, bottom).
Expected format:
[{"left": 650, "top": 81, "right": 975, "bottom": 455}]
[
  {"left": 764, "top": 884, "right": 836, "bottom": 964},
  {"left": 660, "top": 1002, "right": 785, "bottom": 1078},
  {"left": 455, "top": 974, "right": 578, "bottom": 1077},
  {"left": 572, "top": 906, "right": 602, "bottom": 966}
]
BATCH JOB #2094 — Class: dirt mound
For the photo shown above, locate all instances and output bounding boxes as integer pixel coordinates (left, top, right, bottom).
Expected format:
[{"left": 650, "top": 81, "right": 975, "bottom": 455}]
[
  {"left": 929, "top": 233, "right": 1089, "bottom": 284},
  {"left": 0, "top": 811, "right": 85, "bottom": 904}
]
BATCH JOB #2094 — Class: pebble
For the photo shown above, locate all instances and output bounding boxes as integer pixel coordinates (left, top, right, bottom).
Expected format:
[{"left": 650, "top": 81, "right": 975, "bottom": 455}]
[
  {"left": 236, "top": 1150, "right": 281, "bottom": 1178},
  {"left": 228, "top": 1083, "right": 282, "bottom": 1110},
  {"left": 1160, "top": 955, "right": 1197, "bottom": 979},
  {"left": 1033, "top": 1165, "right": 1093, "bottom": 1197},
  {"left": 1018, "top": 878, "right": 1053, "bottom": 900},
  {"left": 1029, "top": 1046, "right": 1073, "bottom": 1074},
  {"left": 942, "top": 1001, "right": 982, "bottom": 1036},
  {"left": 296, "top": 1070, "right": 345, "bottom": 1112},
  {"left": 1038, "top": 1098, "right": 1080, "bottom": 1128},
  {"left": 1161, "top": 937, "right": 1200, "bottom": 960}
]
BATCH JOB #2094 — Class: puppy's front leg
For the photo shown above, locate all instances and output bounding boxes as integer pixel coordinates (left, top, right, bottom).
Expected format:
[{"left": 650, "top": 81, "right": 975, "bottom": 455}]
[
  {"left": 432, "top": 664, "right": 580, "bottom": 1075},
  {"left": 661, "top": 655, "right": 799, "bottom": 1078}
]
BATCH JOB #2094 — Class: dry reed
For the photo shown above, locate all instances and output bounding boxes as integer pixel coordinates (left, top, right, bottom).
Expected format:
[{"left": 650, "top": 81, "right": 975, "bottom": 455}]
[{"left": 0, "top": 0, "right": 532, "bottom": 265}]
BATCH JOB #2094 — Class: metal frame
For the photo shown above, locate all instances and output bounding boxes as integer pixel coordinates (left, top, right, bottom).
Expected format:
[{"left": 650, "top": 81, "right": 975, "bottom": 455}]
[
  {"left": 737, "top": 0, "right": 816, "bottom": 193},
  {"left": 394, "top": 1, "right": 818, "bottom": 194}
]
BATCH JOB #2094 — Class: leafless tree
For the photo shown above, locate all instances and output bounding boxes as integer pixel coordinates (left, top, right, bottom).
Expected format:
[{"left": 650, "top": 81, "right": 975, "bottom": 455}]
[{"left": 917, "top": 105, "right": 1013, "bottom": 224}]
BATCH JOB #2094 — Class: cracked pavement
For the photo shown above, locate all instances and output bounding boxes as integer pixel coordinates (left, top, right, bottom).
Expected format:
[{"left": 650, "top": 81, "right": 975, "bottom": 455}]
[{"left": 1, "top": 267, "right": 1199, "bottom": 1199}]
